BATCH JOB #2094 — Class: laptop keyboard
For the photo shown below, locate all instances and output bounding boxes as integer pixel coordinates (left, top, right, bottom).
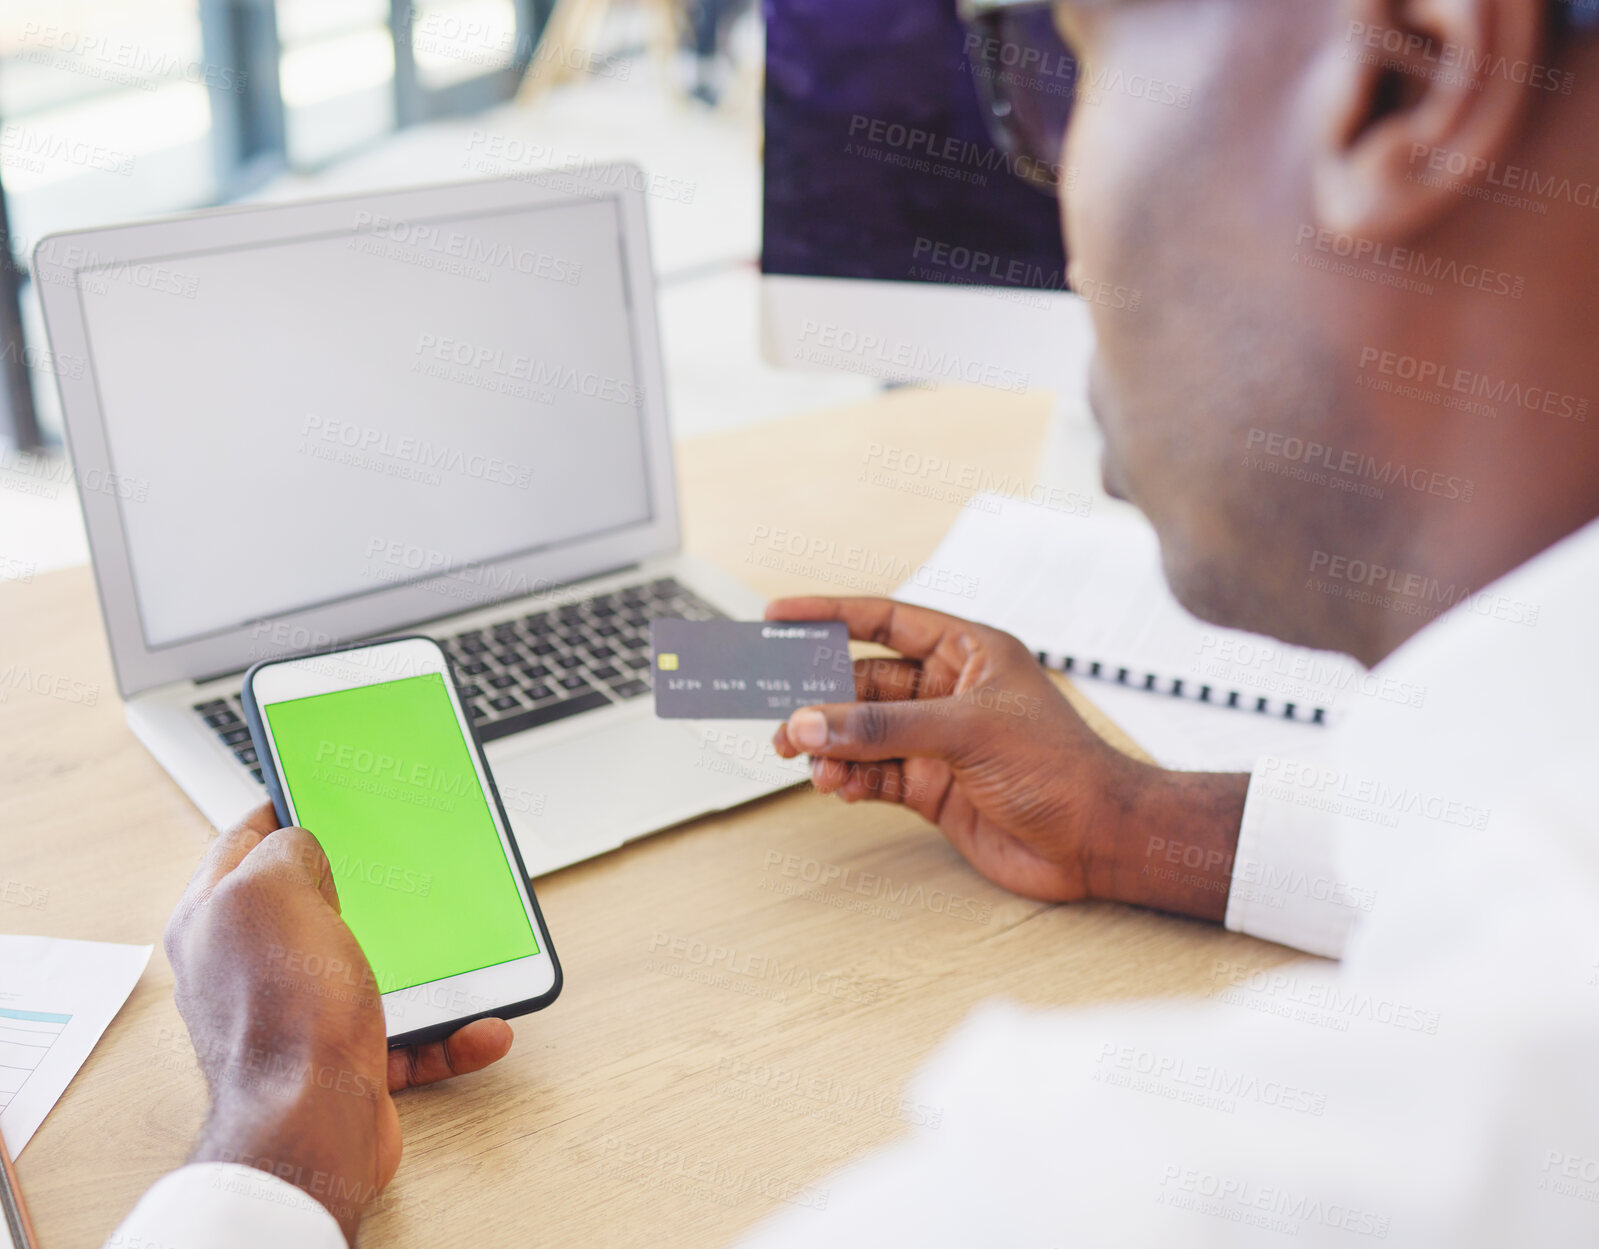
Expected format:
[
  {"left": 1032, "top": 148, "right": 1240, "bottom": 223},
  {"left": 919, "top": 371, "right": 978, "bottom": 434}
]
[
  {"left": 192, "top": 694, "right": 262, "bottom": 783},
  {"left": 442, "top": 576, "right": 723, "bottom": 741},
  {"left": 192, "top": 576, "right": 724, "bottom": 785}
]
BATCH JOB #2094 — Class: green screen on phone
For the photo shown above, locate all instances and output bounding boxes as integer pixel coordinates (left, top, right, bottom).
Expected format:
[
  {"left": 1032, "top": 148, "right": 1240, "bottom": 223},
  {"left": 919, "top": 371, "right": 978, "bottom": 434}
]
[{"left": 264, "top": 671, "right": 538, "bottom": 993}]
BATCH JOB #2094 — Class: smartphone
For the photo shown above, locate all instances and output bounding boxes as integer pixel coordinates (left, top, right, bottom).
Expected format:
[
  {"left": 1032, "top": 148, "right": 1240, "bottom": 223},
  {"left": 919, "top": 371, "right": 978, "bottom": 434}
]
[{"left": 242, "top": 636, "right": 561, "bottom": 1047}]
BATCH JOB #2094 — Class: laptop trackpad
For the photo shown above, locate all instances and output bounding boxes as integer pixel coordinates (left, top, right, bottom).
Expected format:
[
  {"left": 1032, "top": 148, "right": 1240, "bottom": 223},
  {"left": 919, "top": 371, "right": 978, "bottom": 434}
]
[{"left": 486, "top": 716, "right": 785, "bottom": 876}]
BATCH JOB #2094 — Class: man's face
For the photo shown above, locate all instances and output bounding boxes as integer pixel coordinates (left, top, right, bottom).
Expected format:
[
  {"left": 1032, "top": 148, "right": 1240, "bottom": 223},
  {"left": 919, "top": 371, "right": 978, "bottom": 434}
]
[{"left": 1054, "top": 0, "right": 1374, "bottom": 648}]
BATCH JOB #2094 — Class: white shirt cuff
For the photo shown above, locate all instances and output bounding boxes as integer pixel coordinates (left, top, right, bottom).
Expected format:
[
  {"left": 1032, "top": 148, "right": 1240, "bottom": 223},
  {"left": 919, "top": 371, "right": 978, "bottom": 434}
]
[
  {"left": 105, "top": 1163, "right": 347, "bottom": 1249},
  {"left": 1223, "top": 756, "right": 1374, "bottom": 958}
]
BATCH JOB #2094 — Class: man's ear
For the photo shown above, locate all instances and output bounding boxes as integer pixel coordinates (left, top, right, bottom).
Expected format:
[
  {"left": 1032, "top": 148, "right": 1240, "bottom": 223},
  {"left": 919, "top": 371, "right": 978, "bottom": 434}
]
[{"left": 1313, "top": 0, "right": 1549, "bottom": 239}]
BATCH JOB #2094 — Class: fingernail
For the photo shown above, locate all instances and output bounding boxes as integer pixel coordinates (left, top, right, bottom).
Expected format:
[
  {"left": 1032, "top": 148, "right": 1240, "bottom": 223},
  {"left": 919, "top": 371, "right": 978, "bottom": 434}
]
[{"left": 789, "top": 708, "right": 829, "bottom": 750}]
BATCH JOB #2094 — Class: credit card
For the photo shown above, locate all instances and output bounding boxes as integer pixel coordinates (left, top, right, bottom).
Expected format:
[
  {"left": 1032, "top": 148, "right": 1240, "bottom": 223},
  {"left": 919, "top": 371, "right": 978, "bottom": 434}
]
[{"left": 650, "top": 619, "right": 852, "bottom": 719}]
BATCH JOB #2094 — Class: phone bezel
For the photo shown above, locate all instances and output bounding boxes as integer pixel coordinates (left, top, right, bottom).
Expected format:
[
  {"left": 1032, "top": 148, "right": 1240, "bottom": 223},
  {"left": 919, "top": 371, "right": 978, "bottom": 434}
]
[{"left": 241, "top": 634, "right": 562, "bottom": 1048}]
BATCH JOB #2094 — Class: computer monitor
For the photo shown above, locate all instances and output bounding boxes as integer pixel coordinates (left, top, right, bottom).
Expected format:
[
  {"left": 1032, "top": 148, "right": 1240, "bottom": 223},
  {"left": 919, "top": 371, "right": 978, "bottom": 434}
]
[{"left": 760, "top": 0, "right": 1087, "bottom": 391}]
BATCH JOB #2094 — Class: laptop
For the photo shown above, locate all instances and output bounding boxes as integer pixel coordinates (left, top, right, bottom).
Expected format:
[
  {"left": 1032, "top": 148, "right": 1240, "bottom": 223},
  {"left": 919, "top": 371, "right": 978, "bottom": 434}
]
[{"left": 33, "top": 166, "right": 807, "bottom": 877}]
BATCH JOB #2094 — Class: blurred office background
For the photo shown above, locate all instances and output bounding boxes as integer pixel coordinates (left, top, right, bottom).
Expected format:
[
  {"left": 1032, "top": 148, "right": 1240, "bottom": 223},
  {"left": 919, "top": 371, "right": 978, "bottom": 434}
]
[{"left": 0, "top": 0, "right": 881, "bottom": 569}]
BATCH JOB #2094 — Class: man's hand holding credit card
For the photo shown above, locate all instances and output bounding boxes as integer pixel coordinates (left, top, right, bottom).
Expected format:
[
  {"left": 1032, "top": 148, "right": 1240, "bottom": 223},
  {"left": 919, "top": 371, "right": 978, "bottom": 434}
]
[{"left": 650, "top": 620, "right": 851, "bottom": 718}]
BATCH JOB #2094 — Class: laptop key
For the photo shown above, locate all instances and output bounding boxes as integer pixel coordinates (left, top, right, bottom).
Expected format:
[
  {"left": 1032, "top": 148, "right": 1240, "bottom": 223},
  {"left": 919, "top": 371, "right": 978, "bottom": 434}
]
[
  {"left": 488, "top": 674, "right": 517, "bottom": 690},
  {"left": 221, "top": 727, "right": 251, "bottom": 745},
  {"left": 558, "top": 674, "right": 590, "bottom": 693},
  {"left": 204, "top": 711, "right": 240, "bottom": 728},
  {"left": 613, "top": 679, "right": 651, "bottom": 699},
  {"left": 489, "top": 695, "right": 521, "bottom": 712},
  {"left": 462, "top": 661, "right": 491, "bottom": 675},
  {"left": 234, "top": 746, "right": 258, "bottom": 765},
  {"left": 522, "top": 664, "right": 552, "bottom": 680},
  {"left": 592, "top": 665, "right": 620, "bottom": 680},
  {"left": 624, "top": 655, "right": 650, "bottom": 670},
  {"left": 527, "top": 683, "right": 555, "bottom": 701},
  {"left": 475, "top": 690, "right": 613, "bottom": 743},
  {"left": 250, "top": 767, "right": 264, "bottom": 784},
  {"left": 555, "top": 655, "right": 584, "bottom": 670}
]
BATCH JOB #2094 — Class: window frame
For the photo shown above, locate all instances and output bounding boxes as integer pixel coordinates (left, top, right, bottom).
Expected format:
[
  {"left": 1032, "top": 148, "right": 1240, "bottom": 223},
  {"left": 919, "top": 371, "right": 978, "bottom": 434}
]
[
  {"left": 0, "top": 0, "right": 554, "bottom": 450},
  {"left": 391, "top": 0, "right": 552, "bottom": 127}
]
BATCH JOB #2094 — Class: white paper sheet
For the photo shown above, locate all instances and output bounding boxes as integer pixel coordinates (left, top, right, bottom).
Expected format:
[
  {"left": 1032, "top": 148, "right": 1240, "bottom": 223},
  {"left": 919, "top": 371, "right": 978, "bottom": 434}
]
[
  {"left": 896, "top": 495, "right": 1370, "bottom": 771},
  {"left": 0, "top": 935, "right": 152, "bottom": 1156}
]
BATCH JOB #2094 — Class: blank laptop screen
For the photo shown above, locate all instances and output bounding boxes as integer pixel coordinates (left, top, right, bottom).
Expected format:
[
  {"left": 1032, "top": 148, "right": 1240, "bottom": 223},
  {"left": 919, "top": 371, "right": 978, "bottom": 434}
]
[{"left": 74, "top": 196, "right": 652, "bottom": 649}]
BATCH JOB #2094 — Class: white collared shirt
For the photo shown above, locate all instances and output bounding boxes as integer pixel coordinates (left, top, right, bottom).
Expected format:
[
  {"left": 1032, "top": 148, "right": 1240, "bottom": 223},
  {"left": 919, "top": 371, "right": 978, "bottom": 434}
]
[{"left": 107, "top": 520, "right": 1599, "bottom": 1247}]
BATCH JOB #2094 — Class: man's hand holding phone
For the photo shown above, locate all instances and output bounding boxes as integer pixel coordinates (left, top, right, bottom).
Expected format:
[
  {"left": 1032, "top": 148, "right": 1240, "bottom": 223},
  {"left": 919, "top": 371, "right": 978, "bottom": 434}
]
[
  {"left": 243, "top": 637, "right": 561, "bottom": 1045},
  {"left": 165, "top": 804, "right": 514, "bottom": 1242},
  {"left": 767, "top": 597, "right": 1249, "bottom": 921}
]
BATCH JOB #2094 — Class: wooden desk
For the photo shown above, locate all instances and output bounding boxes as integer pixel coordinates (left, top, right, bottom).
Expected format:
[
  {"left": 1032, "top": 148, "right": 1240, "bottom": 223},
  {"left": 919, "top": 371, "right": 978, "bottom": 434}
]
[{"left": 1, "top": 387, "right": 1292, "bottom": 1248}]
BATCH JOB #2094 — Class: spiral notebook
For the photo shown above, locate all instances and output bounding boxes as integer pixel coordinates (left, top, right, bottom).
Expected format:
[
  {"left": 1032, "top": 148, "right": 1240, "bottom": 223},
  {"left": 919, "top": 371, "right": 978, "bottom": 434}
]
[{"left": 896, "top": 495, "right": 1375, "bottom": 771}]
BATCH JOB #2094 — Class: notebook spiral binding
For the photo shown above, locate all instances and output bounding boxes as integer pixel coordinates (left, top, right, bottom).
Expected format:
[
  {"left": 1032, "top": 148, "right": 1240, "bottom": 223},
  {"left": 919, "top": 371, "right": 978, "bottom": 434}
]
[{"left": 1036, "top": 651, "right": 1331, "bottom": 726}]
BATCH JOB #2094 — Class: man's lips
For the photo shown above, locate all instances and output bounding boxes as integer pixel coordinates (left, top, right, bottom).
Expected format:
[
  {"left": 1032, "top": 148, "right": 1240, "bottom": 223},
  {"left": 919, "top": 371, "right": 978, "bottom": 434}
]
[
  {"left": 1086, "top": 361, "right": 1107, "bottom": 436},
  {"left": 1086, "top": 362, "right": 1129, "bottom": 501},
  {"left": 1099, "top": 450, "right": 1128, "bottom": 502}
]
